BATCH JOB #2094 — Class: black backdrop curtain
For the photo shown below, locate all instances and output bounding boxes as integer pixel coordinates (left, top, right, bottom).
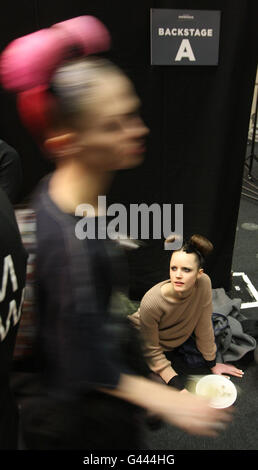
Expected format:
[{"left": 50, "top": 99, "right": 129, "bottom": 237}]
[{"left": 0, "top": 1, "right": 257, "bottom": 298}]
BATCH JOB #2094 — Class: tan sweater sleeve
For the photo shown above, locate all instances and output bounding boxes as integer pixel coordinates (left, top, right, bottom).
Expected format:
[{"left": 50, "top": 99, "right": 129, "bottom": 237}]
[
  {"left": 194, "top": 275, "right": 217, "bottom": 362},
  {"left": 138, "top": 293, "right": 178, "bottom": 383}
]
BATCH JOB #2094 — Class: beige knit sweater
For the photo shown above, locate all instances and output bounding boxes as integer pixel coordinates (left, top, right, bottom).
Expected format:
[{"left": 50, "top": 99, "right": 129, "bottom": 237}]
[{"left": 128, "top": 273, "right": 216, "bottom": 383}]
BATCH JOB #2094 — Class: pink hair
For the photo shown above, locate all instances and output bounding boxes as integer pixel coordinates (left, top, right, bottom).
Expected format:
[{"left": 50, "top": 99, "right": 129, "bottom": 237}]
[{"left": 0, "top": 16, "right": 111, "bottom": 138}]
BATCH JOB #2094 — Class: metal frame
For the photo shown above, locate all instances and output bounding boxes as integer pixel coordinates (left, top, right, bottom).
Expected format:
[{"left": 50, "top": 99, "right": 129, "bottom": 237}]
[{"left": 242, "top": 88, "right": 258, "bottom": 200}]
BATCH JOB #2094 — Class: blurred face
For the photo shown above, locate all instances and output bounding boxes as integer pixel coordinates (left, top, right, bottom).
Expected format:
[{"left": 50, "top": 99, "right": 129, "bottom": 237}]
[
  {"left": 170, "top": 250, "right": 203, "bottom": 296},
  {"left": 75, "top": 72, "right": 149, "bottom": 171}
]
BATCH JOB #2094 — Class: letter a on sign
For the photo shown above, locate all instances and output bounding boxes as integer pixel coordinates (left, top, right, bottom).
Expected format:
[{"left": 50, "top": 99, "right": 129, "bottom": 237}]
[{"left": 175, "top": 39, "right": 196, "bottom": 61}]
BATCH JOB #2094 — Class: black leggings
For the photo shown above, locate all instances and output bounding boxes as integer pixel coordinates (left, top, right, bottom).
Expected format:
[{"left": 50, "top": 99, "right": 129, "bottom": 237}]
[{"left": 164, "top": 335, "right": 212, "bottom": 377}]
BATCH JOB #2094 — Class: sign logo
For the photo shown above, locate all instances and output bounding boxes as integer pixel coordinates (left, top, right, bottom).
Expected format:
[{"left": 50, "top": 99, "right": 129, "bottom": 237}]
[{"left": 151, "top": 9, "right": 221, "bottom": 66}]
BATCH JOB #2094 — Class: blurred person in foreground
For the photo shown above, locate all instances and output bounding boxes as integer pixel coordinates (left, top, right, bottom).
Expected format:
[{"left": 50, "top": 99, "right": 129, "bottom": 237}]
[
  {"left": 0, "top": 16, "right": 233, "bottom": 449},
  {"left": 0, "top": 186, "right": 27, "bottom": 448}
]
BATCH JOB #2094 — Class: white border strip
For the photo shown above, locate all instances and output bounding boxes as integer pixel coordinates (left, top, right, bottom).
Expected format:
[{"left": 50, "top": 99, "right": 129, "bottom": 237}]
[{"left": 232, "top": 272, "right": 258, "bottom": 308}]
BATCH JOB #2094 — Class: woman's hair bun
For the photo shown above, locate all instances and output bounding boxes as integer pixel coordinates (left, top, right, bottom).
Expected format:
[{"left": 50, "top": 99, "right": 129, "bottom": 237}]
[
  {"left": 189, "top": 234, "right": 213, "bottom": 258},
  {"left": 0, "top": 16, "right": 111, "bottom": 93}
]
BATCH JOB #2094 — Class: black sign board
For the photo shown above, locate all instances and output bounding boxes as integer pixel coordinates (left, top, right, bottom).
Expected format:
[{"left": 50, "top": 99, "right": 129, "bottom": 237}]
[{"left": 151, "top": 9, "right": 221, "bottom": 66}]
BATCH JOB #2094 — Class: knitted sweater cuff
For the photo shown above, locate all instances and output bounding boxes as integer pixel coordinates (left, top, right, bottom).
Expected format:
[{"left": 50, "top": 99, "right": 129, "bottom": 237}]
[
  {"left": 205, "top": 358, "right": 217, "bottom": 368},
  {"left": 167, "top": 375, "right": 185, "bottom": 391}
]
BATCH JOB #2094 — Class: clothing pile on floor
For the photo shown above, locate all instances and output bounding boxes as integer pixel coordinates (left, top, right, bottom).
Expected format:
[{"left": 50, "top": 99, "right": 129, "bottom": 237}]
[{"left": 212, "top": 288, "right": 257, "bottom": 363}]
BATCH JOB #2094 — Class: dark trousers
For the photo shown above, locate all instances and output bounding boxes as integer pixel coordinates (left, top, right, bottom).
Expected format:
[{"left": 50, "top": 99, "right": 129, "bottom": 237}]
[
  {"left": 164, "top": 335, "right": 212, "bottom": 378},
  {"left": 0, "top": 392, "right": 19, "bottom": 449}
]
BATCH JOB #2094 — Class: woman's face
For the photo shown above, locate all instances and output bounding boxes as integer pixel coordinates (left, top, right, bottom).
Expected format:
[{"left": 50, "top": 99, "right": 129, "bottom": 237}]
[
  {"left": 75, "top": 72, "right": 149, "bottom": 171},
  {"left": 169, "top": 250, "right": 203, "bottom": 295}
]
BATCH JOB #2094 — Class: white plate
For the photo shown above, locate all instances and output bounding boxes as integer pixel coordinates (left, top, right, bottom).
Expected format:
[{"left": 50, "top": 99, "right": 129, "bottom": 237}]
[{"left": 195, "top": 374, "right": 237, "bottom": 408}]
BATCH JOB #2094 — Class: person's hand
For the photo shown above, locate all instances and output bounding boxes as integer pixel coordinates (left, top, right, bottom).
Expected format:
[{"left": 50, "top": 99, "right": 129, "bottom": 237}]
[
  {"left": 211, "top": 363, "right": 244, "bottom": 378},
  {"left": 103, "top": 374, "right": 234, "bottom": 437},
  {"left": 157, "top": 388, "right": 234, "bottom": 437}
]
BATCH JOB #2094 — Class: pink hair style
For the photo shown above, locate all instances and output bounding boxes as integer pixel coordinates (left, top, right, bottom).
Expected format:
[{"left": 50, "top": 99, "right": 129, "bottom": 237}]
[
  {"left": 0, "top": 16, "right": 111, "bottom": 93},
  {"left": 0, "top": 29, "right": 64, "bottom": 92},
  {"left": 0, "top": 16, "right": 111, "bottom": 138},
  {"left": 53, "top": 16, "right": 111, "bottom": 56},
  {"left": 17, "top": 86, "right": 57, "bottom": 141}
]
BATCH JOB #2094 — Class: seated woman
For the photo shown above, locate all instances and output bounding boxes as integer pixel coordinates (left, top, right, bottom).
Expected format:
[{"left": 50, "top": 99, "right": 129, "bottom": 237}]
[{"left": 129, "top": 234, "right": 244, "bottom": 391}]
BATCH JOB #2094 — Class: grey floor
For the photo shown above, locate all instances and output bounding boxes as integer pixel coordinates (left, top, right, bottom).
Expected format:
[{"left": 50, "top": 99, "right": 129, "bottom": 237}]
[{"left": 144, "top": 143, "right": 258, "bottom": 451}]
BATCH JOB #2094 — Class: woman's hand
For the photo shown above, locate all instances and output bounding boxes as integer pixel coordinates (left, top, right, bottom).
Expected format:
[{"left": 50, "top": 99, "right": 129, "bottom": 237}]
[{"left": 211, "top": 363, "right": 244, "bottom": 378}]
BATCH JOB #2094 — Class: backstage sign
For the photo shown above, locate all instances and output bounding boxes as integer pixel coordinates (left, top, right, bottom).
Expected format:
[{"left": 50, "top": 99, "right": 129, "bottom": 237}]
[{"left": 151, "top": 9, "right": 221, "bottom": 66}]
